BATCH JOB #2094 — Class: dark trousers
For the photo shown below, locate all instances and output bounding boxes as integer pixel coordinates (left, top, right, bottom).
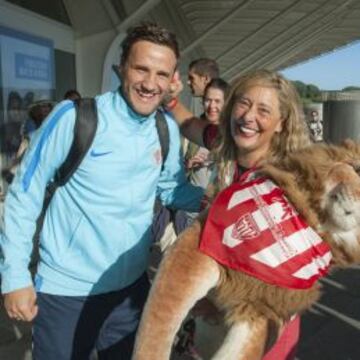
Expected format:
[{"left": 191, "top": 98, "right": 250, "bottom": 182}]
[
  {"left": 151, "top": 203, "right": 187, "bottom": 244},
  {"left": 33, "top": 274, "right": 150, "bottom": 360}
]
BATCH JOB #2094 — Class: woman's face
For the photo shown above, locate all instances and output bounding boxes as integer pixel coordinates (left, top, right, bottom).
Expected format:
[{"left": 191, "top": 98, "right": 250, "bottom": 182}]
[
  {"left": 230, "top": 85, "right": 283, "bottom": 164},
  {"left": 203, "top": 87, "right": 225, "bottom": 124}
]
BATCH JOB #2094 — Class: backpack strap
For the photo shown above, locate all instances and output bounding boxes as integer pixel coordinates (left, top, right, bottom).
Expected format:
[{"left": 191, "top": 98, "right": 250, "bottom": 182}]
[
  {"left": 155, "top": 110, "right": 169, "bottom": 170},
  {"left": 153, "top": 110, "right": 170, "bottom": 215},
  {"left": 55, "top": 98, "right": 98, "bottom": 186},
  {"left": 45, "top": 98, "right": 98, "bottom": 203}
]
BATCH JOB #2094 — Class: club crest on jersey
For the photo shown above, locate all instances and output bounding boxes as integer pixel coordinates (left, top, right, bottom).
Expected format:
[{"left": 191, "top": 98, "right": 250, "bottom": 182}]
[
  {"left": 232, "top": 213, "right": 260, "bottom": 241},
  {"left": 153, "top": 148, "right": 162, "bottom": 166}
]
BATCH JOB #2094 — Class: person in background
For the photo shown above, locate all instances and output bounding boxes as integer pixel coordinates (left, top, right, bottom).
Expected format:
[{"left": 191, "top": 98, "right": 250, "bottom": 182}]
[
  {"left": 177, "top": 59, "right": 220, "bottom": 228},
  {"left": 0, "top": 22, "right": 203, "bottom": 360},
  {"left": 4, "top": 91, "right": 24, "bottom": 155},
  {"left": 64, "top": 89, "right": 81, "bottom": 101},
  {"left": 184, "top": 58, "right": 219, "bottom": 174},
  {"left": 2, "top": 99, "right": 54, "bottom": 185},
  {"left": 308, "top": 109, "right": 323, "bottom": 142},
  {"left": 22, "top": 99, "right": 55, "bottom": 138},
  {"left": 184, "top": 58, "right": 220, "bottom": 185},
  {"left": 168, "top": 69, "right": 311, "bottom": 360},
  {"left": 23, "top": 92, "right": 35, "bottom": 111},
  {"left": 150, "top": 60, "right": 220, "bottom": 258},
  {"left": 187, "top": 58, "right": 219, "bottom": 97},
  {"left": 183, "top": 58, "right": 220, "bottom": 194},
  {"left": 183, "top": 78, "right": 229, "bottom": 224},
  {"left": 185, "top": 79, "right": 229, "bottom": 181},
  {"left": 6, "top": 91, "right": 23, "bottom": 123}
]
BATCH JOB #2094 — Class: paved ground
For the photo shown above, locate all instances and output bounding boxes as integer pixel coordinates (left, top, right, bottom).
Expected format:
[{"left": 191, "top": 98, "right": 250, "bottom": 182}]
[
  {"left": 1, "top": 265, "right": 360, "bottom": 359},
  {"left": 295, "top": 265, "right": 360, "bottom": 360},
  {"left": 0, "top": 297, "right": 32, "bottom": 360}
]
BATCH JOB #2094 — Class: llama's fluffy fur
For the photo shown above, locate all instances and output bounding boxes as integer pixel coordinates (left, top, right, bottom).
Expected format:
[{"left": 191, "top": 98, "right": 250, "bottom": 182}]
[{"left": 133, "top": 140, "right": 360, "bottom": 360}]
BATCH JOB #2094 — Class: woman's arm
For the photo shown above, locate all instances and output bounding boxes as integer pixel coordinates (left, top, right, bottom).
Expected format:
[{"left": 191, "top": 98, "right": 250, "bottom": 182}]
[
  {"left": 166, "top": 76, "right": 207, "bottom": 147},
  {"left": 170, "top": 101, "right": 207, "bottom": 147}
]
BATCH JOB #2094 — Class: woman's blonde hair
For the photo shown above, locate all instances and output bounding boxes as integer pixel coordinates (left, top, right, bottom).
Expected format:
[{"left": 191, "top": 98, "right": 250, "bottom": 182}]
[{"left": 213, "top": 69, "right": 311, "bottom": 191}]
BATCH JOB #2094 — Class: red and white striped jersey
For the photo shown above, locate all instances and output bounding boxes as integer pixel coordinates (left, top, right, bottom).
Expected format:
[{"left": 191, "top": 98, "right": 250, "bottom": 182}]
[{"left": 199, "top": 170, "right": 332, "bottom": 289}]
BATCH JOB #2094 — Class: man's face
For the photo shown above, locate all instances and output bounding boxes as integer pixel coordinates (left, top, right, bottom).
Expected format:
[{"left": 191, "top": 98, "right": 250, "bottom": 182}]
[
  {"left": 120, "top": 40, "right": 177, "bottom": 116},
  {"left": 187, "top": 69, "right": 209, "bottom": 97},
  {"left": 310, "top": 111, "right": 319, "bottom": 122}
]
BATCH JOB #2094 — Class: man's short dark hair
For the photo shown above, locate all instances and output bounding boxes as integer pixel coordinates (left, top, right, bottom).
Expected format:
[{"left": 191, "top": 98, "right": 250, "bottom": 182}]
[
  {"left": 204, "top": 78, "right": 229, "bottom": 97},
  {"left": 121, "top": 22, "right": 180, "bottom": 66},
  {"left": 64, "top": 89, "right": 81, "bottom": 100},
  {"left": 189, "top": 58, "right": 219, "bottom": 79}
]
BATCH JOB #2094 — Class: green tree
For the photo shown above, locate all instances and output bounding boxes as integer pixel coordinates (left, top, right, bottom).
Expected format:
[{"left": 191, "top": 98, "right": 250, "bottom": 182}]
[
  {"left": 306, "top": 84, "right": 321, "bottom": 101},
  {"left": 292, "top": 81, "right": 307, "bottom": 98},
  {"left": 342, "top": 86, "right": 360, "bottom": 91},
  {"left": 292, "top": 81, "right": 321, "bottom": 102}
]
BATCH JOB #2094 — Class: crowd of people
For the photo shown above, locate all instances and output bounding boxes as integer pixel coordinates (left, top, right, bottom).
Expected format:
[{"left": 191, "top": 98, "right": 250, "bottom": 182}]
[
  {"left": 0, "top": 21, "right": 323, "bottom": 360},
  {"left": 1, "top": 90, "right": 81, "bottom": 186}
]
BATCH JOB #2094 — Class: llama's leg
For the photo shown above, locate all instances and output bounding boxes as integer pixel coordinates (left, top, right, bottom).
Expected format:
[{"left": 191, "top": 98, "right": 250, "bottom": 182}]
[
  {"left": 133, "top": 221, "right": 220, "bottom": 360},
  {"left": 212, "top": 317, "right": 269, "bottom": 360}
]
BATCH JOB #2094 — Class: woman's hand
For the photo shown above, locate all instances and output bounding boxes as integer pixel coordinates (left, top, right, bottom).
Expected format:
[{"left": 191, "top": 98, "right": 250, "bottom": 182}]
[{"left": 186, "top": 148, "right": 210, "bottom": 170}]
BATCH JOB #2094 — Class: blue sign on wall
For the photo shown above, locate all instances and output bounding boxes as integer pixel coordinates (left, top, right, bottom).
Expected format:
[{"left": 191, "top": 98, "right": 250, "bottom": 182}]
[
  {"left": 0, "top": 24, "right": 54, "bottom": 90},
  {"left": 15, "top": 53, "right": 50, "bottom": 82}
]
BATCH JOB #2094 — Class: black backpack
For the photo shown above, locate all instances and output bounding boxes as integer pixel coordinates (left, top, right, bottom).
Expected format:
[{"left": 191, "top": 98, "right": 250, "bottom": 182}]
[{"left": 41, "top": 98, "right": 169, "bottom": 215}]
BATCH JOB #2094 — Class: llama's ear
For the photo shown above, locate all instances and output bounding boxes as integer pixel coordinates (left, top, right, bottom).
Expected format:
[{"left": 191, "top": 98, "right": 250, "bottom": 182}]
[
  {"left": 324, "top": 163, "right": 344, "bottom": 193},
  {"left": 340, "top": 139, "right": 360, "bottom": 161},
  {"left": 346, "top": 159, "right": 360, "bottom": 175},
  {"left": 325, "top": 162, "right": 359, "bottom": 194},
  {"left": 341, "top": 138, "right": 356, "bottom": 149}
]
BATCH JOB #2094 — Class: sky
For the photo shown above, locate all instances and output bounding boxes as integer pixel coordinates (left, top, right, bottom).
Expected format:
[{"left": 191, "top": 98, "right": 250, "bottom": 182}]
[{"left": 281, "top": 40, "right": 360, "bottom": 91}]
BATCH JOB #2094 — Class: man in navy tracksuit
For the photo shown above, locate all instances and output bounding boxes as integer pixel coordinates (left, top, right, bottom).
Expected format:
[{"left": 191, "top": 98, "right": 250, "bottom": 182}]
[{"left": 0, "top": 23, "right": 203, "bottom": 359}]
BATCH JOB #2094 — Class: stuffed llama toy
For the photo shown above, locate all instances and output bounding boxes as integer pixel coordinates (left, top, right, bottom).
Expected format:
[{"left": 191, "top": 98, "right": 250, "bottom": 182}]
[{"left": 133, "top": 140, "right": 360, "bottom": 360}]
